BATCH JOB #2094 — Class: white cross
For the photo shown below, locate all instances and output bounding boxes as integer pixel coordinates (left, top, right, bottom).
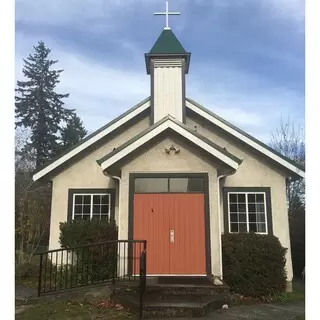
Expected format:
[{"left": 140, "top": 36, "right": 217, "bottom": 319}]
[{"left": 154, "top": 0, "right": 180, "bottom": 30}]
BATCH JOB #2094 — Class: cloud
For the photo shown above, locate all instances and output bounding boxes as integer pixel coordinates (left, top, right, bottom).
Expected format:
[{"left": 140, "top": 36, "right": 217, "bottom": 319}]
[
  {"left": 261, "top": 0, "right": 304, "bottom": 23},
  {"left": 15, "top": 30, "right": 303, "bottom": 144}
]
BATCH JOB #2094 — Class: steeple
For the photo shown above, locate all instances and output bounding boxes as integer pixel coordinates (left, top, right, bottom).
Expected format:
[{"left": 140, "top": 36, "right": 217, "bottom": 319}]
[{"left": 145, "top": 1, "right": 191, "bottom": 124}]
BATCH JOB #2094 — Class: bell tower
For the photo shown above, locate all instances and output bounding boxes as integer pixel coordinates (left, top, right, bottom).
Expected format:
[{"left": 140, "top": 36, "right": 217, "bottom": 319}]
[{"left": 145, "top": 0, "right": 191, "bottom": 124}]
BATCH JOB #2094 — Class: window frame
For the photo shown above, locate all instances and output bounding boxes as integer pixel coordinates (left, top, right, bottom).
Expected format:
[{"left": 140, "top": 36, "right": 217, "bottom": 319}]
[
  {"left": 133, "top": 176, "right": 205, "bottom": 194},
  {"left": 67, "top": 189, "right": 116, "bottom": 222},
  {"left": 223, "top": 187, "right": 273, "bottom": 235}
]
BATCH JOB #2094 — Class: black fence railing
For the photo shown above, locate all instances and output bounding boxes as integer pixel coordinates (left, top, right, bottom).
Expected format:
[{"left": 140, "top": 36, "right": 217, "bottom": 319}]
[
  {"left": 35, "top": 240, "right": 147, "bottom": 298},
  {"left": 139, "top": 247, "right": 147, "bottom": 319}
]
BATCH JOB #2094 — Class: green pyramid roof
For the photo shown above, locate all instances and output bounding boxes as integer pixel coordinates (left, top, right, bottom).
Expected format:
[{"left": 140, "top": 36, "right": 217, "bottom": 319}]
[{"left": 149, "top": 29, "right": 187, "bottom": 54}]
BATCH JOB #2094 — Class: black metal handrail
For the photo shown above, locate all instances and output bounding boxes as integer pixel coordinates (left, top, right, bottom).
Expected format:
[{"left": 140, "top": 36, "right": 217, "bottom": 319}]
[
  {"left": 139, "top": 247, "right": 147, "bottom": 319},
  {"left": 35, "top": 240, "right": 147, "bottom": 297}
]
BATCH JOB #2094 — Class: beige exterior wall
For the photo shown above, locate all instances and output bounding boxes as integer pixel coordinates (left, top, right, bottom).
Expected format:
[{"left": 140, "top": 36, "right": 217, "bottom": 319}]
[
  {"left": 48, "top": 116, "right": 150, "bottom": 250},
  {"left": 153, "top": 60, "right": 183, "bottom": 122},
  {"left": 186, "top": 115, "right": 293, "bottom": 281},
  {"left": 48, "top": 103, "right": 293, "bottom": 282},
  {"left": 120, "top": 138, "right": 222, "bottom": 276}
]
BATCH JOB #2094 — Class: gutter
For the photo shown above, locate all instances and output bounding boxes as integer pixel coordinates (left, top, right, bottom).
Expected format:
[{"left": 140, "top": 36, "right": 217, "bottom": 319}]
[{"left": 217, "top": 170, "right": 236, "bottom": 279}]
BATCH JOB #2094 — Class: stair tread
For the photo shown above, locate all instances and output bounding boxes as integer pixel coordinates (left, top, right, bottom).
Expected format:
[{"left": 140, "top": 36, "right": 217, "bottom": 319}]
[
  {"left": 145, "top": 295, "right": 222, "bottom": 307},
  {"left": 145, "top": 301, "right": 210, "bottom": 308}
]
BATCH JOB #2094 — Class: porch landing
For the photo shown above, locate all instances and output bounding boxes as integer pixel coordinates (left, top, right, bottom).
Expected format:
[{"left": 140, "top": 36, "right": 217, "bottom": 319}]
[{"left": 110, "top": 276, "right": 230, "bottom": 318}]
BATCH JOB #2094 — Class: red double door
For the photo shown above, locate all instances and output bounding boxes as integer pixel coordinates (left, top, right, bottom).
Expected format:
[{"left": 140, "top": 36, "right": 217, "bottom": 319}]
[{"left": 133, "top": 193, "right": 206, "bottom": 275}]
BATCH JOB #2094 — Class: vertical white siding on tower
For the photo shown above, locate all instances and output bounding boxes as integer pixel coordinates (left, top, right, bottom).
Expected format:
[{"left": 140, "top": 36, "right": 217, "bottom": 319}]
[{"left": 154, "top": 65, "right": 183, "bottom": 122}]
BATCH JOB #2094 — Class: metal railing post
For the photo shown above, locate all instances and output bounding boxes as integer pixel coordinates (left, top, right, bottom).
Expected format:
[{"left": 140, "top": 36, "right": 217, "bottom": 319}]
[{"left": 38, "top": 253, "right": 43, "bottom": 297}]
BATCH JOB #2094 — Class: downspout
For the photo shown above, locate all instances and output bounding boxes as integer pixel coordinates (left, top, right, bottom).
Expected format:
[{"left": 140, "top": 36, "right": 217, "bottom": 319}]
[
  {"left": 103, "top": 171, "right": 121, "bottom": 227},
  {"left": 217, "top": 170, "right": 236, "bottom": 280}
]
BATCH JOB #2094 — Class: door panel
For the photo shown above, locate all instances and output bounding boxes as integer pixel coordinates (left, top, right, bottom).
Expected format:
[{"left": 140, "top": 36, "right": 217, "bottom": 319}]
[
  {"left": 133, "top": 194, "right": 170, "bottom": 274},
  {"left": 133, "top": 193, "right": 206, "bottom": 275},
  {"left": 169, "top": 194, "right": 206, "bottom": 274}
]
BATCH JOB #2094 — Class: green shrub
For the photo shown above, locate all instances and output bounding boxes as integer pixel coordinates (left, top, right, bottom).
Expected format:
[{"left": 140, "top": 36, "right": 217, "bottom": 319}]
[
  {"left": 58, "top": 219, "right": 118, "bottom": 284},
  {"left": 59, "top": 219, "right": 118, "bottom": 248},
  {"left": 222, "top": 233, "right": 287, "bottom": 298}
]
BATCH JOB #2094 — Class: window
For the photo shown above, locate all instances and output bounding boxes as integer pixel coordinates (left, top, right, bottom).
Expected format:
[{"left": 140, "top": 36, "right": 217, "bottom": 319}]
[
  {"left": 68, "top": 189, "right": 115, "bottom": 222},
  {"left": 227, "top": 192, "right": 268, "bottom": 234},
  {"left": 133, "top": 177, "right": 204, "bottom": 193}
]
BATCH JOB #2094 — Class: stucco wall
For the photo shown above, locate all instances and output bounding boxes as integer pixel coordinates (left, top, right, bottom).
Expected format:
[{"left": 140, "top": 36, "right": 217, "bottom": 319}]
[
  {"left": 186, "top": 114, "right": 293, "bottom": 281},
  {"left": 120, "top": 137, "right": 222, "bottom": 276},
  {"left": 49, "top": 116, "right": 150, "bottom": 250}
]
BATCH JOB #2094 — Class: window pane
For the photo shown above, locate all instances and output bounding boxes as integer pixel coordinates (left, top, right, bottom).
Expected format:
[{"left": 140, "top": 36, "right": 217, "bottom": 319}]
[
  {"left": 134, "top": 178, "right": 168, "bottom": 193},
  {"left": 93, "top": 195, "right": 100, "bottom": 204},
  {"left": 93, "top": 205, "right": 100, "bottom": 214},
  {"left": 256, "top": 203, "right": 265, "bottom": 213},
  {"left": 74, "top": 215, "right": 82, "bottom": 221},
  {"left": 83, "top": 205, "right": 91, "bottom": 214},
  {"left": 229, "top": 204, "right": 238, "bottom": 213},
  {"left": 238, "top": 194, "right": 246, "bottom": 203},
  {"left": 249, "top": 223, "right": 257, "bottom": 232},
  {"left": 230, "top": 213, "right": 238, "bottom": 223},
  {"left": 169, "top": 178, "right": 204, "bottom": 192},
  {"left": 238, "top": 203, "right": 246, "bottom": 213},
  {"left": 248, "top": 204, "right": 256, "bottom": 213},
  {"left": 83, "top": 214, "right": 90, "bottom": 220},
  {"left": 75, "top": 195, "right": 83, "bottom": 205},
  {"left": 239, "top": 223, "right": 247, "bottom": 232},
  {"left": 249, "top": 213, "right": 256, "bottom": 222},
  {"left": 248, "top": 194, "right": 255, "bottom": 202},
  {"left": 101, "top": 195, "right": 109, "bottom": 204},
  {"left": 256, "top": 194, "right": 264, "bottom": 203},
  {"left": 100, "top": 215, "right": 108, "bottom": 220},
  {"left": 91, "top": 215, "right": 100, "bottom": 221},
  {"left": 229, "top": 194, "right": 237, "bottom": 202},
  {"left": 74, "top": 205, "right": 82, "bottom": 214},
  {"left": 101, "top": 205, "right": 109, "bottom": 214},
  {"left": 230, "top": 223, "right": 238, "bottom": 232},
  {"left": 187, "top": 178, "right": 204, "bottom": 192},
  {"left": 256, "top": 214, "right": 266, "bottom": 223},
  {"left": 170, "top": 178, "right": 188, "bottom": 192},
  {"left": 83, "top": 195, "right": 91, "bottom": 205},
  {"left": 257, "top": 223, "right": 266, "bottom": 233},
  {"left": 239, "top": 214, "right": 247, "bottom": 223}
]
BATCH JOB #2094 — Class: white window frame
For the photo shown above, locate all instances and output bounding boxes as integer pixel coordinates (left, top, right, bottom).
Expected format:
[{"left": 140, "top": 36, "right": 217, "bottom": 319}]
[
  {"left": 227, "top": 191, "right": 268, "bottom": 235},
  {"left": 72, "top": 193, "right": 111, "bottom": 221}
]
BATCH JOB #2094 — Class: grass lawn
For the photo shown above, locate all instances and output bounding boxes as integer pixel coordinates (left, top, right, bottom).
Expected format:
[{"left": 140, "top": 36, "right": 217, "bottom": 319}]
[{"left": 15, "top": 298, "right": 133, "bottom": 320}]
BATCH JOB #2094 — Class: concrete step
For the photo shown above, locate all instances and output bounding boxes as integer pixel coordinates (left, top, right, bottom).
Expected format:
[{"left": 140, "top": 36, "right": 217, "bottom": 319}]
[
  {"left": 144, "top": 295, "right": 226, "bottom": 318},
  {"left": 146, "top": 284, "right": 230, "bottom": 297}
]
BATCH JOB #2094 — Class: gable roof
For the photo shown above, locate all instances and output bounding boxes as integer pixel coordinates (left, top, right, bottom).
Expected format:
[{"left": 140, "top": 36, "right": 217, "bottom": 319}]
[
  {"left": 149, "top": 29, "right": 187, "bottom": 54},
  {"left": 185, "top": 98, "right": 305, "bottom": 179},
  {"left": 32, "top": 97, "right": 151, "bottom": 182},
  {"left": 97, "top": 115, "right": 242, "bottom": 171}
]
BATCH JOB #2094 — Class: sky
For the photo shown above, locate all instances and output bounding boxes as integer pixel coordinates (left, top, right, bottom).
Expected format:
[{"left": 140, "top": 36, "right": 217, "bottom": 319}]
[{"left": 15, "top": 0, "right": 305, "bottom": 143}]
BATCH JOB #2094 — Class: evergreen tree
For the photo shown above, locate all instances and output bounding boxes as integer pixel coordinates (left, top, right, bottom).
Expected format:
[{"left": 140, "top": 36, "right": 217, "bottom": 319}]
[
  {"left": 60, "top": 114, "right": 88, "bottom": 149},
  {"left": 15, "top": 41, "right": 74, "bottom": 169}
]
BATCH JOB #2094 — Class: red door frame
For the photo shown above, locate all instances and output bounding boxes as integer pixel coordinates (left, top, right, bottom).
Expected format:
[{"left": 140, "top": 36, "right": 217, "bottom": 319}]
[{"left": 127, "top": 173, "right": 212, "bottom": 276}]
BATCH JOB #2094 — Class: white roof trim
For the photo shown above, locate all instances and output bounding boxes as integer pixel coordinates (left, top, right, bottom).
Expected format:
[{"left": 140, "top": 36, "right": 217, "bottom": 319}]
[
  {"left": 186, "top": 100, "right": 305, "bottom": 178},
  {"left": 33, "top": 99, "right": 150, "bottom": 181},
  {"left": 100, "top": 118, "right": 240, "bottom": 171}
]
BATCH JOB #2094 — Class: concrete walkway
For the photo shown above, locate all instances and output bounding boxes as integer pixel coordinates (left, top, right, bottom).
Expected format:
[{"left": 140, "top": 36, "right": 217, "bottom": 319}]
[{"left": 154, "top": 302, "right": 305, "bottom": 320}]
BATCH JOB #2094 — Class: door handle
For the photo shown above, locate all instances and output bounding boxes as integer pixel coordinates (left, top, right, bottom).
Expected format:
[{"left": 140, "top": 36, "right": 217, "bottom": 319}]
[{"left": 170, "top": 230, "right": 174, "bottom": 243}]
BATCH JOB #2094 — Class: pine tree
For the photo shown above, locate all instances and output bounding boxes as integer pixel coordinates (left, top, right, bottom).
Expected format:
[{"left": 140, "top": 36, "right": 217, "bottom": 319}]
[
  {"left": 15, "top": 41, "right": 74, "bottom": 169},
  {"left": 60, "top": 114, "right": 88, "bottom": 150}
]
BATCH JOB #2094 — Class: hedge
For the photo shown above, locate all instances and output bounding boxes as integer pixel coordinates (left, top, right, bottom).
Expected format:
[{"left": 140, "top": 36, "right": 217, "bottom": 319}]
[
  {"left": 222, "top": 233, "right": 287, "bottom": 298},
  {"left": 59, "top": 219, "right": 118, "bottom": 248},
  {"left": 58, "top": 219, "right": 118, "bottom": 283}
]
